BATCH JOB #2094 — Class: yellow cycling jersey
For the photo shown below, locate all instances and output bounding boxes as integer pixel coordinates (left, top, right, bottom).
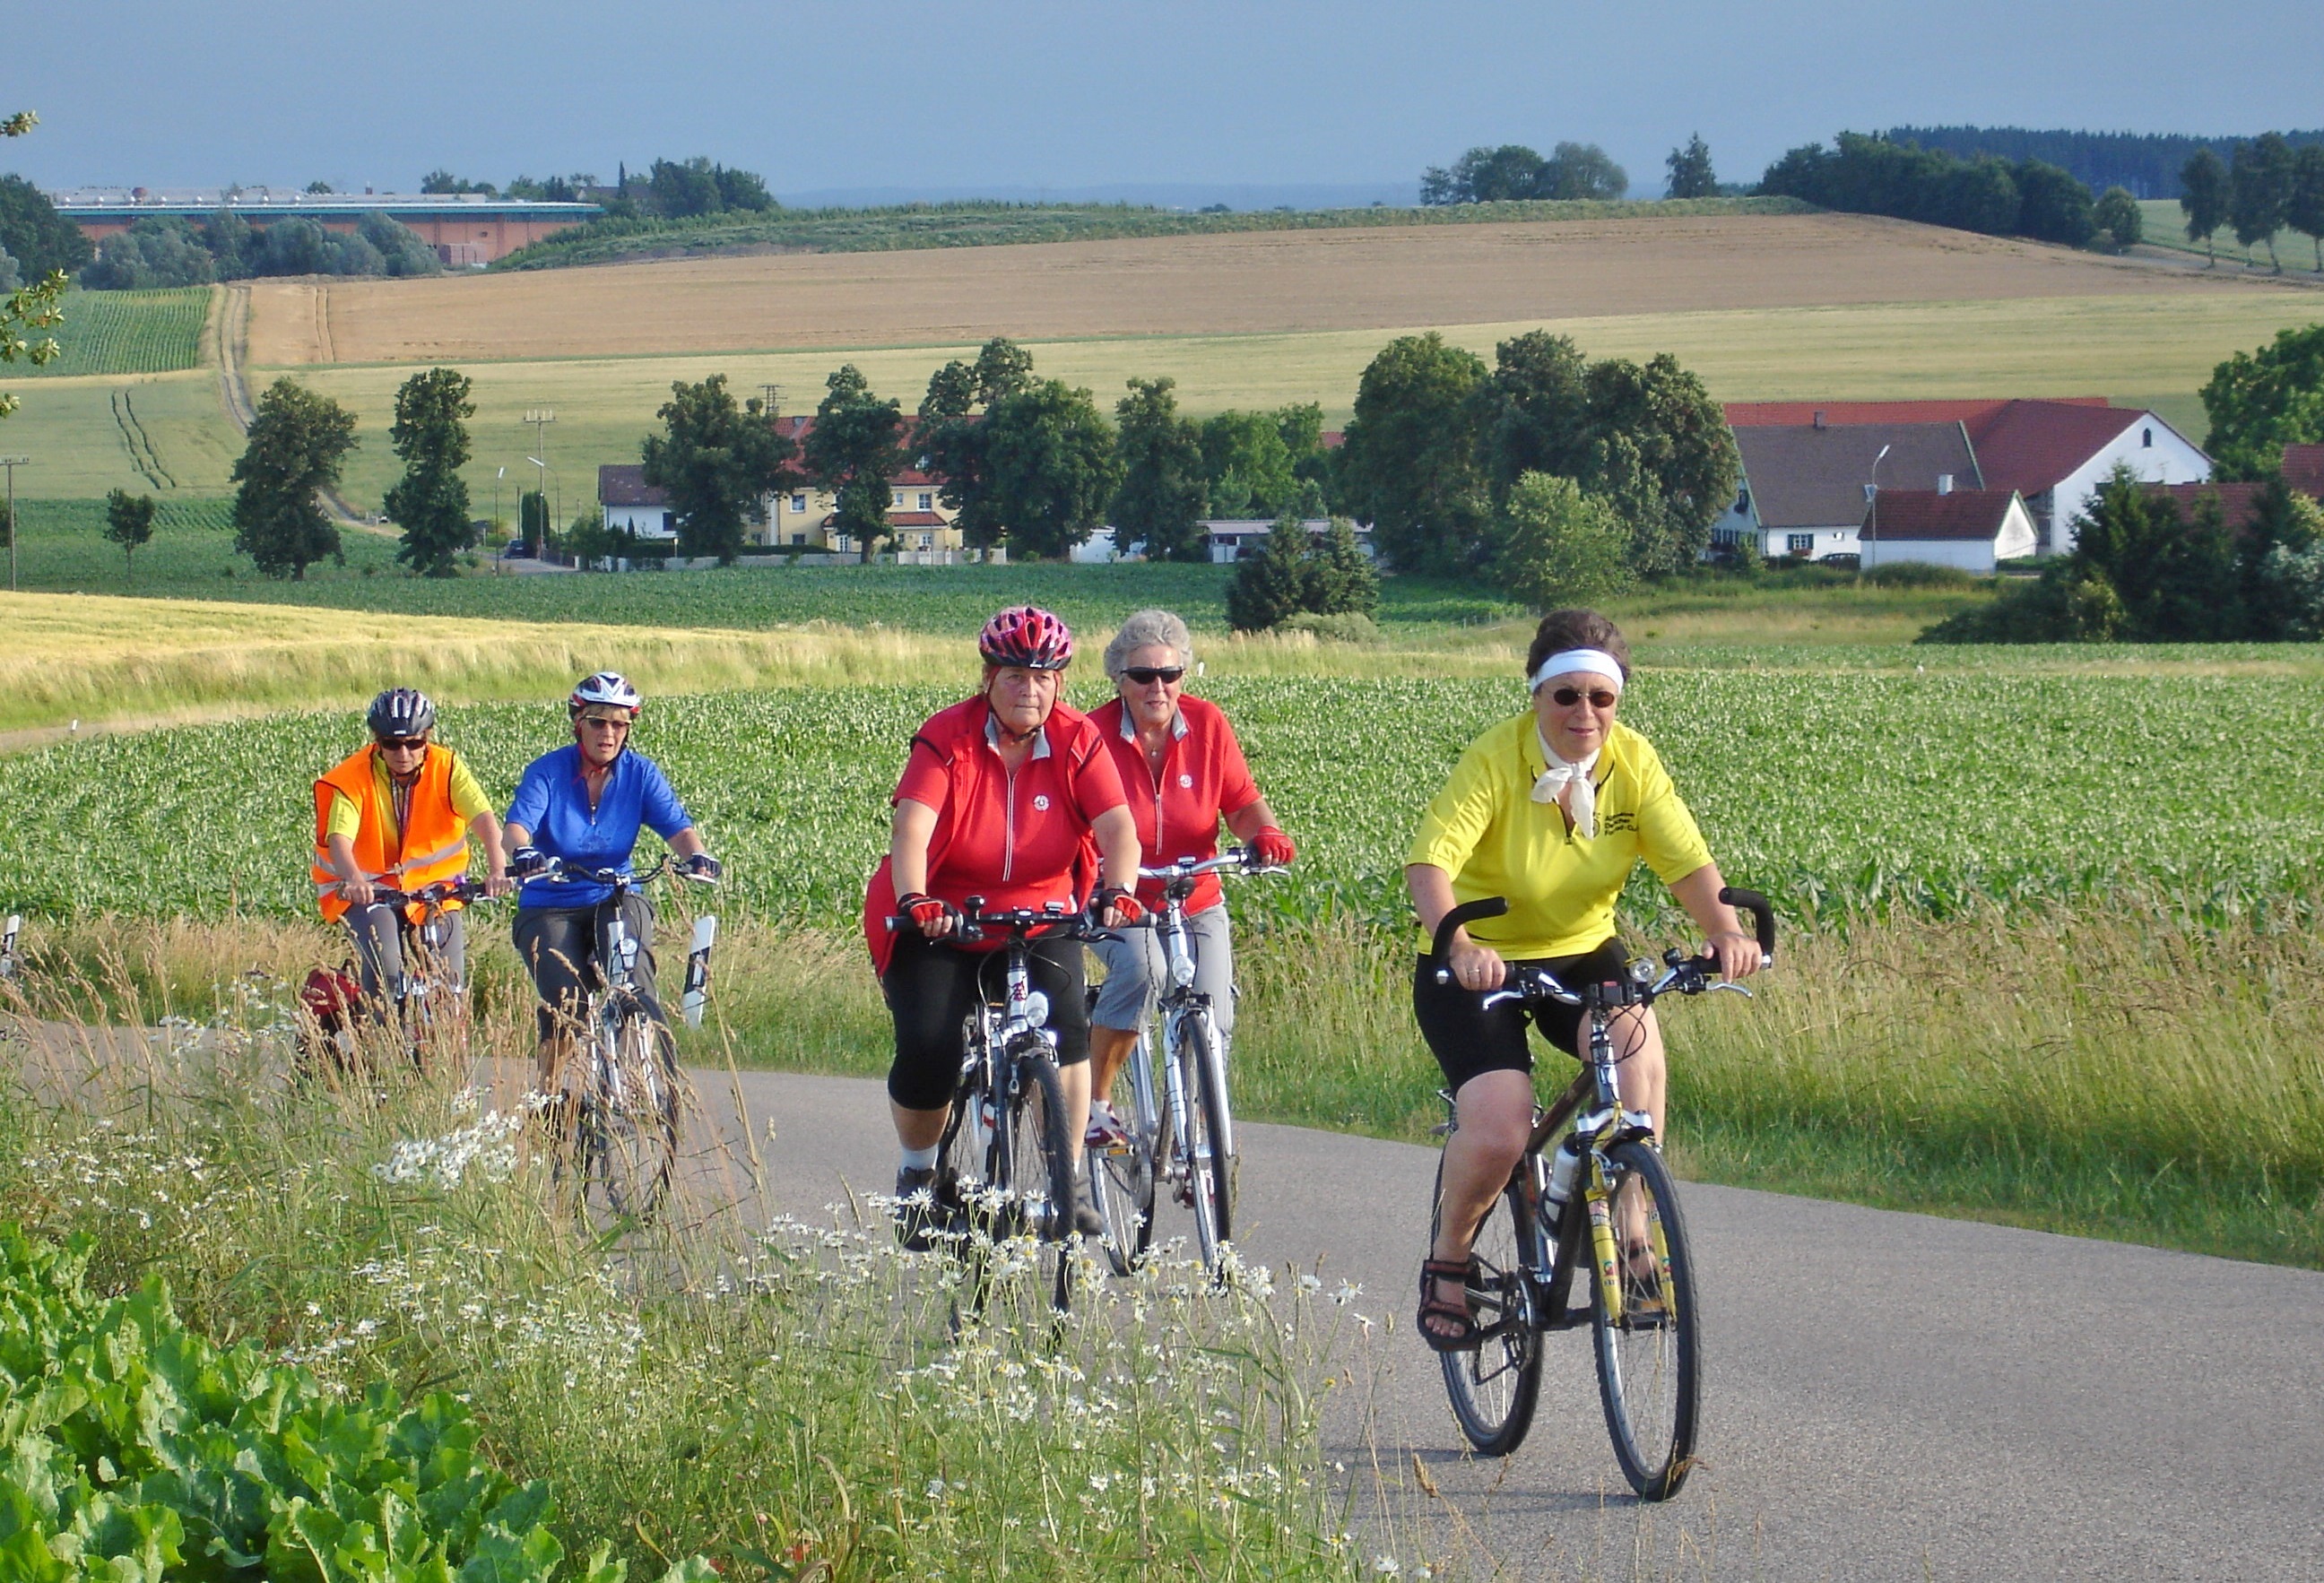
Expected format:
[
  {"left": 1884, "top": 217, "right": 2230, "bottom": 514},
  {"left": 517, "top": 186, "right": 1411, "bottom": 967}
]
[{"left": 1406, "top": 714, "right": 1713, "bottom": 960}]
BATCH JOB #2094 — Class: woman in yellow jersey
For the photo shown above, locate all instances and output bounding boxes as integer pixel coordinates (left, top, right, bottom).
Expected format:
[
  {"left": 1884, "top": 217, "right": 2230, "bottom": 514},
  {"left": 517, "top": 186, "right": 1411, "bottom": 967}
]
[{"left": 1405, "top": 610, "right": 1762, "bottom": 1351}]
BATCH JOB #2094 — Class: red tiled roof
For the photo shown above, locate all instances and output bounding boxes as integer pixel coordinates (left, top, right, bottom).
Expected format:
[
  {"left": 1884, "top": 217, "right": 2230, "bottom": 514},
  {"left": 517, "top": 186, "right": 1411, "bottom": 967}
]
[
  {"left": 770, "top": 413, "right": 948, "bottom": 487},
  {"left": 1733, "top": 422, "right": 1980, "bottom": 529},
  {"left": 2282, "top": 444, "right": 2324, "bottom": 498},
  {"left": 1724, "top": 398, "right": 2111, "bottom": 429},
  {"left": 1861, "top": 489, "right": 2024, "bottom": 541},
  {"left": 598, "top": 463, "right": 666, "bottom": 508},
  {"left": 1321, "top": 429, "right": 1346, "bottom": 449},
  {"left": 887, "top": 510, "right": 949, "bottom": 527},
  {"left": 1971, "top": 402, "right": 2146, "bottom": 495},
  {"left": 2142, "top": 481, "right": 2268, "bottom": 532}
]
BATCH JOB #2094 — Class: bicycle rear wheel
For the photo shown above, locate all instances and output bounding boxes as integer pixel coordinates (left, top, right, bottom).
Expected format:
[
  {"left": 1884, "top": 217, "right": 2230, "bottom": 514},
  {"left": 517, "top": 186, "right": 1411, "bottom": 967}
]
[
  {"left": 1590, "top": 1138, "right": 1702, "bottom": 1500},
  {"left": 996, "top": 1053, "right": 1077, "bottom": 1312},
  {"left": 579, "top": 1004, "right": 681, "bottom": 1223},
  {"left": 1175, "top": 1012, "right": 1234, "bottom": 1269},
  {"left": 1432, "top": 1153, "right": 1545, "bottom": 1456},
  {"left": 1087, "top": 1049, "right": 1157, "bottom": 1276}
]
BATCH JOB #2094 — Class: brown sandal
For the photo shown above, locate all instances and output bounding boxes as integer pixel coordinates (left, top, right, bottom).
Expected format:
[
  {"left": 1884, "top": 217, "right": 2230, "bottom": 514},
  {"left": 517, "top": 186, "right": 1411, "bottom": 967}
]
[{"left": 1417, "top": 1255, "right": 1484, "bottom": 1352}]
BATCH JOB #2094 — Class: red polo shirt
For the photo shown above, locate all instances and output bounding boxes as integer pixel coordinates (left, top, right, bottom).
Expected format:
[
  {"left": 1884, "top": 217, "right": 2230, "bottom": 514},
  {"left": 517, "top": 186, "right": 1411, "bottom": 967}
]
[
  {"left": 863, "top": 696, "right": 1128, "bottom": 966},
  {"left": 1089, "top": 695, "right": 1262, "bottom": 915}
]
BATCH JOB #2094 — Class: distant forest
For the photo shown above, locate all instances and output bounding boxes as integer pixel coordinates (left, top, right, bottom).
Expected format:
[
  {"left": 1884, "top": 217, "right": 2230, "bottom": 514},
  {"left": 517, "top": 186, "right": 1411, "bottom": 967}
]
[{"left": 1883, "top": 125, "right": 2324, "bottom": 200}]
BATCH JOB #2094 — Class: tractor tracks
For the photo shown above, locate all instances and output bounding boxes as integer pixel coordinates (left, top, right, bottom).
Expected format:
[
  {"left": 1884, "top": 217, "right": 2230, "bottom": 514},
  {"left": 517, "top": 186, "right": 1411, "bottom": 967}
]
[{"left": 109, "top": 390, "right": 176, "bottom": 490}]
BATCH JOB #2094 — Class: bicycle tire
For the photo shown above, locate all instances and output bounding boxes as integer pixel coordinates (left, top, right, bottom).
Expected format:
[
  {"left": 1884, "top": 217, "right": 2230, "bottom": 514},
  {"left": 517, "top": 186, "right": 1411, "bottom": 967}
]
[
  {"left": 1432, "top": 1152, "right": 1546, "bottom": 1456},
  {"left": 580, "top": 1003, "right": 681, "bottom": 1223},
  {"left": 1590, "top": 1138, "right": 1702, "bottom": 1501},
  {"left": 1087, "top": 1058, "right": 1157, "bottom": 1276},
  {"left": 1176, "top": 1011, "right": 1234, "bottom": 1268},
  {"left": 996, "top": 1051, "right": 1077, "bottom": 1311}
]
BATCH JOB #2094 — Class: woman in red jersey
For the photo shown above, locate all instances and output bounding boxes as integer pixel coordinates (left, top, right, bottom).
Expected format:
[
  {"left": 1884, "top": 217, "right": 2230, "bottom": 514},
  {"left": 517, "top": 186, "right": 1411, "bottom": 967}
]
[{"left": 865, "top": 606, "right": 1143, "bottom": 1238}]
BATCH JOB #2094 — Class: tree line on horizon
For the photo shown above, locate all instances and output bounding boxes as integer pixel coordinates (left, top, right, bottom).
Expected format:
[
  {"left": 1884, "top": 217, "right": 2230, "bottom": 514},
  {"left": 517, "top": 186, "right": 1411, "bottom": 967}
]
[{"left": 1881, "top": 125, "right": 2324, "bottom": 202}]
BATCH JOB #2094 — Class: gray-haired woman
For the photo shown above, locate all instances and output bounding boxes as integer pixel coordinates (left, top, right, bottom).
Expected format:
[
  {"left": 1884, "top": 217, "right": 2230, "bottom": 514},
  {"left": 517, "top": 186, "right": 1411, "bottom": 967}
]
[{"left": 1083, "top": 609, "right": 1296, "bottom": 1146}]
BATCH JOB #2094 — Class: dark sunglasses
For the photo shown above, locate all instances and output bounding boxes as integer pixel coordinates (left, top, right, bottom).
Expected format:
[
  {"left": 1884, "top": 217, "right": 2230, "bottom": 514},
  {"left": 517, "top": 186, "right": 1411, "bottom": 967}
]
[
  {"left": 578, "top": 715, "right": 632, "bottom": 731},
  {"left": 1123, "top": 666, "right": 1186, "bottom": 686},
  {"left": 375, "top": 735, "right": 429, "bottom": 752},
  {"left": 1549, "top": 687, "right": 1620, "bottom": 710}
]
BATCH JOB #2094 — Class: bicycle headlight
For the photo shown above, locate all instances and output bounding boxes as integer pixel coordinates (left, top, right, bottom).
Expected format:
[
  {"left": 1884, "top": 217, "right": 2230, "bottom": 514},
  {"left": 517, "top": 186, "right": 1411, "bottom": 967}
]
[{"left": 1021, "top": 990, "right": 1052, "bottom": 1029}]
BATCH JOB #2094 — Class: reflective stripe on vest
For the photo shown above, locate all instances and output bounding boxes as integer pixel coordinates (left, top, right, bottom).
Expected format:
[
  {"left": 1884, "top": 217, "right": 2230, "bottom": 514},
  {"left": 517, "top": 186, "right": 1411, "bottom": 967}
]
[{"left": 311, "top": 744, "right": 471, "bottom": 923}]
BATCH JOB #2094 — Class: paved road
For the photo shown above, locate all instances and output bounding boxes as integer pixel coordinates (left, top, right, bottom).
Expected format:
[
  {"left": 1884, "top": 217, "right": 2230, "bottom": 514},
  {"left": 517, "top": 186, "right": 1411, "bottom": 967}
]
[{"left": 476, "top": 1062, "right": 2324, "bottom": 1580}]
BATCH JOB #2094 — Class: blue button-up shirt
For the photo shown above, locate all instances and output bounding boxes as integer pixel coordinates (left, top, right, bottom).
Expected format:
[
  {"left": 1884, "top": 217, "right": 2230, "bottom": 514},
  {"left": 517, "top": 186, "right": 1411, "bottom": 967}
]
[{"left": 507, "top": 745, "right": 693, "bottom": 909}]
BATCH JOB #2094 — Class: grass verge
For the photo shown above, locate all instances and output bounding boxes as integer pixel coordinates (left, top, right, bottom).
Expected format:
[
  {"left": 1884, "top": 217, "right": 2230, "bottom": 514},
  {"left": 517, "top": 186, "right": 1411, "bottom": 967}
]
[{"left": 0, "top": 949, "right": 1394, "bottom": 1580}]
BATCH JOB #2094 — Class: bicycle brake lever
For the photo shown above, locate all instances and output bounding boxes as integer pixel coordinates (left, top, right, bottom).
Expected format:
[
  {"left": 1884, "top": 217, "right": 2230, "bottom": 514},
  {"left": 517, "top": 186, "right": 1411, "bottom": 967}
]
[{"left": 1704, "top": 982, "right": 1754, "bottom": 999}]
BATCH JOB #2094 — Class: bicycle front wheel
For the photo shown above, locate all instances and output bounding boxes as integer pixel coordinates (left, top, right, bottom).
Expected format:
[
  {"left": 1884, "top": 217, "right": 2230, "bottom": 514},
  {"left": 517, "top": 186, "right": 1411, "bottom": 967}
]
[
  {"left": 1175, "top": 1012, "right": 1234, "bottom": 1268},
  {"left": 1590, "top": 1138, "right": 1702, "bottom": 1500},
  {"left": 997, "top": 1053, "right": 1077, "bottom": 1311},
  {"left": 1432, "top": 1153, "right": 1545, "bottom": 1456},
  {"left": 580, "top": 1006, "right": 681, "bottom": 1223}
]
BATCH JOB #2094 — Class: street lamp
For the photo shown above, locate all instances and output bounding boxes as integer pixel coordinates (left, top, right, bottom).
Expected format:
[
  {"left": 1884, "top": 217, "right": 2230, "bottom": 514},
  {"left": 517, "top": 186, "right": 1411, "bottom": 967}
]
[
  {"left": 0, "top": 456, "right": 27, "bottom": 593},
  {"left": 527, "top": 456, "right": 553, "bottom": 558},
  {"left": 1863, "top": 443, "right": 1892, "bottom": 573}
]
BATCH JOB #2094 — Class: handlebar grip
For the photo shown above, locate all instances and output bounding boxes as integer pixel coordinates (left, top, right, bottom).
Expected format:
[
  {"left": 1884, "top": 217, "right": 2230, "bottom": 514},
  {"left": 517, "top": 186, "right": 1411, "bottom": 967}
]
[
  {"left": 1429, "top": 896, "right": 1509, "bottom": 972},
  {"left": 1718, "top": 887, "right": 1777, "bottom": 963}
]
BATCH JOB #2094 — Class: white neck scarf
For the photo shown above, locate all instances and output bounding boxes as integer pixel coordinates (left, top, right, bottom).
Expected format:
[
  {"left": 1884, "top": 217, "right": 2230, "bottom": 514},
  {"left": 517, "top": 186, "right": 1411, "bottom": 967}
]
[{"left": 1532, "top": 727, "right": 1600, "bottom": 837}]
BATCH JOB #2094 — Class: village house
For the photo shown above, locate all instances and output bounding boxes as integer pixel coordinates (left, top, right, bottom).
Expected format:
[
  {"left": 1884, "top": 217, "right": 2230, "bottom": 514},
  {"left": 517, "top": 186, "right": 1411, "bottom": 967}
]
[
  {"left": 1711, "top": 418, "right": 1981, "bottom": 560},
  {"left": 1724, "top": 399, "right": 2209, "bottom": 557},
  {"left": 1860, "top": 486, "right": 2039, "bottom": 574}
]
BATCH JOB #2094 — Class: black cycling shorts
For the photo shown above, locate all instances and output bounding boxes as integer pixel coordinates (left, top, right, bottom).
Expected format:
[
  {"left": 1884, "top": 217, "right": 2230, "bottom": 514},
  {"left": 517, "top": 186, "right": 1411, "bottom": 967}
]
[
  {"left": 1410, "top": 938, "right": 1629, "bottom": 1094},
  {"left": 881, "top": 931, "right": 1089, "bottom": 1112}
]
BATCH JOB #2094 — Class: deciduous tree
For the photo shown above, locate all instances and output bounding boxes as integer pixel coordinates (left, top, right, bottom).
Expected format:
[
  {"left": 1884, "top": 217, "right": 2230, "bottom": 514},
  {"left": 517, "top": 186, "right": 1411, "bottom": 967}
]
[
  {"left": 980, "top": 380, "right": 1120, "bottom": 559},
  {"left": 2230, "top": 132, "right": 2294, "bottom": 271},
  {"left": 1337, "top": 332, "right": 1489, "bottom": 573},
  {"left": 2199, "top": 322, "right": 2324, "bottom": 480},
  {"left": 1197, "top": 410, "right": 1297, "bottom": 519},
  {"left": 102, "top": 488, "right": 155, "bottom": 580},
  {"left": 2285, "top": 144, "right": 2324, "bottom": 272},
  {"left": 1665, "top": 134, "right": 1717, "bottom": 199},
  {"left": 805, "top": 364, "right": 906, "bottom": 563},
  {"left": 639, "top": 373, "right": 794, "bottom": 565},
  {"left": 231, "top": 378, "right": 357, "bottom": 580},
  {"left": 920, "top": 337, "right": 1038, "bottom": 549},
  {"left": 1110, "top": 376, "right": 1209, "bottom": 561},
  {"left": 2093, "top": 186, "right": 2143, "bottom": 250},
  {"left": 2181, "top": 147, "right": 2230, "bottom": 265},
  {"left": 385, "top": 367, "right": 476, "bottom": 577},
  {"left": 1484, "top": 472, "right": 1633, "bottom": 609}
]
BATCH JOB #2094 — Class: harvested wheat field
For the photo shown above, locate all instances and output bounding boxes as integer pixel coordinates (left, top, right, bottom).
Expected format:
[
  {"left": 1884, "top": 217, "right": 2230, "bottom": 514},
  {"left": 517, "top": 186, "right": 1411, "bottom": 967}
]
[{"left": 246, "top": 212, "right": 2312, "bottom": 367}]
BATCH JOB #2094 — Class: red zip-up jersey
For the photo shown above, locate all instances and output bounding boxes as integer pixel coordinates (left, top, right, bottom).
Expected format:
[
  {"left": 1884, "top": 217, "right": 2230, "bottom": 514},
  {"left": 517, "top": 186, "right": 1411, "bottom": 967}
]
[
  {"left": 1088, "top": 695, "right": 1262, "bottom": 915},
  {"left": 863, "top": 695, "right": 1128, "bottom": 970}
]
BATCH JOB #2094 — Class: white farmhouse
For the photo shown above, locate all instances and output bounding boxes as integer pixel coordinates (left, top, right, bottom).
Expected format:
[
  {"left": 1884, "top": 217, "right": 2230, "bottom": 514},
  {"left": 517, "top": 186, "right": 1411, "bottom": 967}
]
[
  {"left": 1713, "top": 419, "right": 1980, "bottom": 560},
  {"left": 597, "top": 464, "right": 674, "bottom": 541},
  {"left": 1860, "top": 488, "right": 2038, "bottom": 574}
]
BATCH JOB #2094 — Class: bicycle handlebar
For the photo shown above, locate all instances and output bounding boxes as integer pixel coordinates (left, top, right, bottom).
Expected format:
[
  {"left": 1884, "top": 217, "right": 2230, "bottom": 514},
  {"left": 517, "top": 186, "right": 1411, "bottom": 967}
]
[
  {"left": 1428, "top": 896, "right": 1510, "bottom": 973},
  {"left": 366, "top": 878, "right": 498, "bottom": 910},
  {"left": 528, "top": 855, "right": 717, "bottom": 891},
  {"left": 882, "top": 895, "right": 1117, "bottom": 945},
  {"left": 1430, "top": 887, "right": 1778, "bottom": 999},
  {"left": 1138, "top": 846, "right": 1287, "bottom": 890}
]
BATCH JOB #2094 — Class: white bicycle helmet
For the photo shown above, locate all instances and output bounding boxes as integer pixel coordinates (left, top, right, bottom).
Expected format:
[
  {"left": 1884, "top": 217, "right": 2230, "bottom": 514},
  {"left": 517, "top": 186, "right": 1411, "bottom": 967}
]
[{"left": 568, "top": 670, "right": 643, "bottom": 718}]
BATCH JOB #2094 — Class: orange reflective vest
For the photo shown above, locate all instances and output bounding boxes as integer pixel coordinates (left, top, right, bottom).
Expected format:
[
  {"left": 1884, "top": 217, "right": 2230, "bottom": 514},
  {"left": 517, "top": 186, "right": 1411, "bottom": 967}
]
[{"left": 312, "top": 744, "right": 473, "bottom": 923}]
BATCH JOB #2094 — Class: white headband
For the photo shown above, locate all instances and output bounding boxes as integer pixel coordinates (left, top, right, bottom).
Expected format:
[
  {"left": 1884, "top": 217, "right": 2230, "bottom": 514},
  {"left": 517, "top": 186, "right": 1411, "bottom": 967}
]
[{"left": 1530, "top": 648, "right": 1626, "bottom": 693}]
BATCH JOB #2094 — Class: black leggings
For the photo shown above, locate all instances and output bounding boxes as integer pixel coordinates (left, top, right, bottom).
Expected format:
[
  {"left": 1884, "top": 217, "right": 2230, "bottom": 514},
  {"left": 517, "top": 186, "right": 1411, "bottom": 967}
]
[
  {"left": 1410, "top": 939, "right": 1628, "bottom": 1093},
  {"left": 881, "top": 932, "right": 1089, "bottom": 1112},
  {"left": 514, "top": 897, "right": 661, "bottom": 1045}
]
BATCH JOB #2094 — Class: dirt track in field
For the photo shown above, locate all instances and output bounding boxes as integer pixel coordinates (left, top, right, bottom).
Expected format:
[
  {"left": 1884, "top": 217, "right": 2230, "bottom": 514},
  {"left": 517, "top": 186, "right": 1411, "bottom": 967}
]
[{"left": 246, "top": 213, "right": 2302, "bottom": 368}]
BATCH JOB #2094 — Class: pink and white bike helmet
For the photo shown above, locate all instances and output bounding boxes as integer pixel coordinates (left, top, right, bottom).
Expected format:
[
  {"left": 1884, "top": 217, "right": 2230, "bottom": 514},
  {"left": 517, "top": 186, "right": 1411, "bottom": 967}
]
[{"left": 976, "top": 605, "right": 1074, "bottom": 671}]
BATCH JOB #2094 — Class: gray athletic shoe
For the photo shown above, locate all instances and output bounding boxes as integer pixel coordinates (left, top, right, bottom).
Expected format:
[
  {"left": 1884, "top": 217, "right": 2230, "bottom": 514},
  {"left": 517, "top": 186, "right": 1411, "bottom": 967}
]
[
  {"left": 1071, "top": 1180, "right": 1104, "bottom": 1236},
  {"left": 894, "top": 1165, "right": 941, "bottom": 1250}
]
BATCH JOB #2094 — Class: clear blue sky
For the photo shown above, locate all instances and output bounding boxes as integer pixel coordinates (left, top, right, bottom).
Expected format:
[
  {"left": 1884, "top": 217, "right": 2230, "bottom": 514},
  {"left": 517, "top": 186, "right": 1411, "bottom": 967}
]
[{"left": 13, "top": 0, "right": 2322, "bottom": 198}]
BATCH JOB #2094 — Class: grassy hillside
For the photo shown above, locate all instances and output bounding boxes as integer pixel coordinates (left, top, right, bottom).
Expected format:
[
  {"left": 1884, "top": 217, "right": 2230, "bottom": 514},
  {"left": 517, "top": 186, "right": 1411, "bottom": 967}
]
[{"left": 492, "top": 195, "right": 1815, "bottom": 270}]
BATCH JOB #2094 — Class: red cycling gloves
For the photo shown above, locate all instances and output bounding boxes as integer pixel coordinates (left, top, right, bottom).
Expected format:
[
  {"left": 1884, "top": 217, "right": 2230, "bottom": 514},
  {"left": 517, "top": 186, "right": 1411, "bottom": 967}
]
[
  {"left": 1252, "top": 826, "right": 1297, "bottom": 868},
  {"left": 1094, "top": 887, "right": 1146, "bottom": 925},
  {"left": 897, "top": 893, "right": 953, "bottom": 933}
]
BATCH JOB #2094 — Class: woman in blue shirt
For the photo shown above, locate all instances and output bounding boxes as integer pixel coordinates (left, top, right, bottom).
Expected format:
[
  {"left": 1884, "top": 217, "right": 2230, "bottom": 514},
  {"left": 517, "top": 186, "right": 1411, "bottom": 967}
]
[{"left": 505, "top": 673, "right": 720, "bottom": 1088}]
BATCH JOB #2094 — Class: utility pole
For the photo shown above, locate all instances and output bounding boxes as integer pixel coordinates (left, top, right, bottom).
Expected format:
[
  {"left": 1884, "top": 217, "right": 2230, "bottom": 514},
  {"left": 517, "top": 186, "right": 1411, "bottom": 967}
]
[
  {"left": 1, "top": 457, "right": 27, "bottom": 593},
  {"left": 524, "top": 409, "right": 555, "bottom": 558}
]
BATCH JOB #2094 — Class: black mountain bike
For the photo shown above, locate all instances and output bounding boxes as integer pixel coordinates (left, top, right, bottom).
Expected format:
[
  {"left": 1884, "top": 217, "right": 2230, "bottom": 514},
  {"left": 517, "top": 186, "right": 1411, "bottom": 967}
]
[
  {"left": 894, "top": 898, "right": 1110, "bottom": 1314},
  {"left": 299, "top": 879, "right": 493, "bottom": 1081},
  {"left": 535, "top": 856, "right": 716, "bottom": 1221},
  {"left": 1426, "top": 888, "right": 1774, "bottom": 1501}
]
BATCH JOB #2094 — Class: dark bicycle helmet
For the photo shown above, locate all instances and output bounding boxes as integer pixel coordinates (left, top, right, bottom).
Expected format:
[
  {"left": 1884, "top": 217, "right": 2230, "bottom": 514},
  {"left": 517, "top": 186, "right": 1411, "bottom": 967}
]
[
  {"left": 568, "top": 671, "right": 644, "bottom": 718},
  {"left": 977, "top": 605, "right": 1074, "bottom": 670},
  {"left": 367, "top": 687, "right": 437, "bottom": 740}
]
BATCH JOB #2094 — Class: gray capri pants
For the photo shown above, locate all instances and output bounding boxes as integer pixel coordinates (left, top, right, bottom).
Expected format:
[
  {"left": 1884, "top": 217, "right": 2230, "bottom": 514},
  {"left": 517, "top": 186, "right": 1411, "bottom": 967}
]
[
  {"left": 1090, "top": 904, "right": 1236, "bottom": 1039},
  {"left": 343, "top": 903, "right": 466, "bottom": 1011}
]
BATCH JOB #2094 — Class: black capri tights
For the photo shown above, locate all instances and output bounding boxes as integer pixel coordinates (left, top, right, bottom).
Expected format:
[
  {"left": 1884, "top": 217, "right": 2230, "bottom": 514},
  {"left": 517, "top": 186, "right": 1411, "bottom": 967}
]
[
  {"left": 881, "top": 931, "right": 1089, "bottom": 1112},
  {"left": 1410, "top": 938, "right": 1628, "bottom": 1093}
]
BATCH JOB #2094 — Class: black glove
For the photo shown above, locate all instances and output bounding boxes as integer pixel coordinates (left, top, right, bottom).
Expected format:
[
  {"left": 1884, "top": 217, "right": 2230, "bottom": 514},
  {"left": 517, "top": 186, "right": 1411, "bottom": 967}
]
[
  {"left": 510, "top": 846, "right": 548, "bottom": 879},
  {"left": 681, "top": 852, "right": 723, "bottom": 883}
]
